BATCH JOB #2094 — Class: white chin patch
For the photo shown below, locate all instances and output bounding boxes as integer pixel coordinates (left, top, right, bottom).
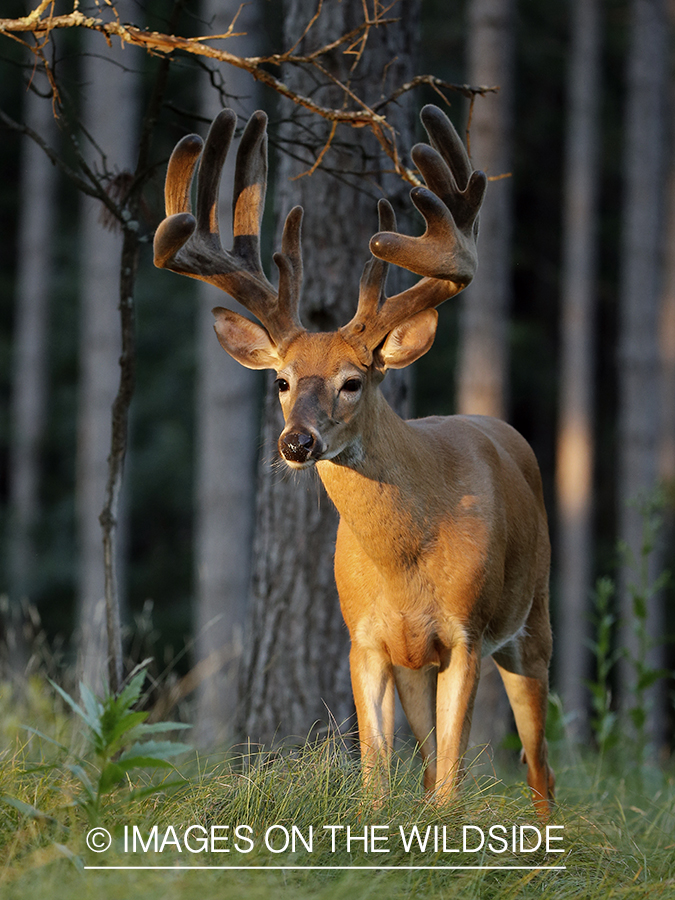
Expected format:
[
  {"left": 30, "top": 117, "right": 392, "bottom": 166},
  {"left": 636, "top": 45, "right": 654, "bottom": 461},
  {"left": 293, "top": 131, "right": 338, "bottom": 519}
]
[{"left": 283, "top": 458, "right": 316, "bottom": 470}]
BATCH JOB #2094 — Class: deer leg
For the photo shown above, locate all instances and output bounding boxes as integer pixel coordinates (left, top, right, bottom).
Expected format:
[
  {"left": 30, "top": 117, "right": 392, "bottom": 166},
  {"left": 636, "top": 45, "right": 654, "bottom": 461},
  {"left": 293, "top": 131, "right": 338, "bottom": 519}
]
[
  {"left": 433, "top": 640, "right": 481, "bottom": 802},
  {"left": 350, "top": 642, "right": 395, "bottom": 800},
  {"left": 393, "top": 665, "right": 438, "bottom": 791},
  {"left": 493, "top": 651, "right": 554, "bottom": 820}
]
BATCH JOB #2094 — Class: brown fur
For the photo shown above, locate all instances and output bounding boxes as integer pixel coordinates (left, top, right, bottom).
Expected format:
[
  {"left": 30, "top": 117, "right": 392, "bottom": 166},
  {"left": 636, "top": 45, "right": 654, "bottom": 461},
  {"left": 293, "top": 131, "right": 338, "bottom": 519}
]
[{"left": 221, "top": 325, "right": 555, "bottom": 819}]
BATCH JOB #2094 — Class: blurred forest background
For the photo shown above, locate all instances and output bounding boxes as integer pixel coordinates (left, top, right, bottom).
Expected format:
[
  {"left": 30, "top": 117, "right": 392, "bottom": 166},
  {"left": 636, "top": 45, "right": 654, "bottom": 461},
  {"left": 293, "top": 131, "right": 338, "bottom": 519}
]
[{"left": 0, "top": 0, "right": 673, "bottom": 757}]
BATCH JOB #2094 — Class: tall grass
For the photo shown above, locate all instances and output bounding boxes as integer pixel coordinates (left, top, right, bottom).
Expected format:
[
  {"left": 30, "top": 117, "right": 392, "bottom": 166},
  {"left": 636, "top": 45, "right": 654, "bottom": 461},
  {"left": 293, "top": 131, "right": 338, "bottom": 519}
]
[
  {"left": 1, "top": 676, "right": 674, "bottom": 900},
  {"left": 3, "top": 484, "right": 675, "bottom": 900}
]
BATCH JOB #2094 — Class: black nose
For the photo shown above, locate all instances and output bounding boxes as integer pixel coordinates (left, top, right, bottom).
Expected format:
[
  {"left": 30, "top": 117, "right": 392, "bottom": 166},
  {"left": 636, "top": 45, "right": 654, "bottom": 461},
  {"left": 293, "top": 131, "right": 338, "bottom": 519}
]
[{"left": 279, "top": 431, "right": 315, "bottom": 463}]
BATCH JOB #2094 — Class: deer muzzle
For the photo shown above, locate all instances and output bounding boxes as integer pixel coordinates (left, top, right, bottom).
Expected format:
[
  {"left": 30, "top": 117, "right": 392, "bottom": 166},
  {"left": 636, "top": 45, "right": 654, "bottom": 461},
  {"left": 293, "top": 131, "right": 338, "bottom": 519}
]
[{"left": 279, "top": 428, "right": 324, "bottom": 466}]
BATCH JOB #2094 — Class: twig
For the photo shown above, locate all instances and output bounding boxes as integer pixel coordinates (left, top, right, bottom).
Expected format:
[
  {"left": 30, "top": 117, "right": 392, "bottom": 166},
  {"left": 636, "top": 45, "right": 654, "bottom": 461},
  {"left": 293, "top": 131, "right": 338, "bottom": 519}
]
[
  {"left": 0, "top": 2, "right": 492, "bottom": 186},
  {"left": 373, "top": 74, "right": 498, "bottom": 112},
  {"left": 292, "top": 118, "right": 338, "bottom": 179},
  {"left": 285, "top": 0, "right": 324, "bottom": 56},
  {"left": 0, "top": 105, "right": 123, "bottom": 220}
]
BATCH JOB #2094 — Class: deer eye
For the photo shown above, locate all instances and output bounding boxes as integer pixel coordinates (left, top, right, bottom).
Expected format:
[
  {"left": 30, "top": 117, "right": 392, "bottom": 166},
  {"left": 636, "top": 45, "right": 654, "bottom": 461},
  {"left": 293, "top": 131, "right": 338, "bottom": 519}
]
[
  {"left": 341, "top": 378, "right": 362, "bottom": 394},
  {"left": 275, "top": 378, "right": 290, "bottom": 394}
]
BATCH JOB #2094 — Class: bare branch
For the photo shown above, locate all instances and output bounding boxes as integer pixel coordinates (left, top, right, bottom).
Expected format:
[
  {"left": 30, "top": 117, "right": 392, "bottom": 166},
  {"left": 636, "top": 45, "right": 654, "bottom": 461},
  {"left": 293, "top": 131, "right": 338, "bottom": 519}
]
[
  {"left": 292, "top": 118, "right": 338, "bottom": 180},
  {"left": 0, "top": 104, "right": 125, "bottom": 221},
  {"left": 0, "top": 1, "right": 493, "bottom": 186},
  {"left": 374, "top": 74, "right": 498, "bottom": 112}
]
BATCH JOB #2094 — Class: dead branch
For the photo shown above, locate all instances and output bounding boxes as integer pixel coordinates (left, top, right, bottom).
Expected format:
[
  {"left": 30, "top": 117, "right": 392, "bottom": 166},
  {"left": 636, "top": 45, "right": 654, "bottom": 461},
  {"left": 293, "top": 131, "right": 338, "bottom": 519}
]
[
  {"left": 0, "top": 1, "right": 495, "bottom": 186},
  {"left": 0, "top": 105, "right": 127, "bottom": 222},
  {"left": 373, "top": 74, "right": 498, "bottom": 112}
]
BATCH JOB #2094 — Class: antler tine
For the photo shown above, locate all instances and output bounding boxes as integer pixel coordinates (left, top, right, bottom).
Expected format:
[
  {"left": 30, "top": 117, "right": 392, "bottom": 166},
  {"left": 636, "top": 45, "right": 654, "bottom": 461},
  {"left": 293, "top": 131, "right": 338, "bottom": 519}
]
[
  {"left": 153, "top": 134, "right": 203, "bottom": 267},
  {"left": 166, "top": 134, "right": 203, "bottom": 217},
  {"left": 372, "top": 105, "right": 487, "bottom": 280},
  {"left": 154, "top": 110, "right": 238, "bottom": 269},
  {"left": 154, "top": 109, "right": 306, "bottom": 345},
  {"left": 420, "top": 104, "right": 472, "bottom": 200},
  {"left": 363, "top": 198, "right": 396, "bottom": 312},
  {"left": 342, "top": 105, "right": 487, "bottom": 359},
  {"left": 416, "top": 104, "right": 485, "bottom": 234},
  {"left": 195, "top": 108, "right": 237, "bottom": 249},
  {"left": 272, "top": 205, "right": 305, "bottom": 342},
  {"left": 341, "top": 199, "right": 395, "bottom": 354},
  {"left": 232, "top": 110, "right": 268, "bottom": 274}
]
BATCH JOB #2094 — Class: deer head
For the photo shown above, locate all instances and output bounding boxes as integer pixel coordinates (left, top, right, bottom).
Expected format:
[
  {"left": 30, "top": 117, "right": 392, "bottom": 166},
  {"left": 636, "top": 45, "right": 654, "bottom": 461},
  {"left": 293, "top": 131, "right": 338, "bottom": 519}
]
[{"left": 153, "top": 106, "right": 486, "bottom": 468}]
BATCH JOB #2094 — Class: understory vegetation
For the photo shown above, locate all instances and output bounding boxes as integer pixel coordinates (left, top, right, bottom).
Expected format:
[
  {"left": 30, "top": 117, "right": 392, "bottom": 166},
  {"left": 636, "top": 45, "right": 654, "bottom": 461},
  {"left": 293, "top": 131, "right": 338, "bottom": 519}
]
[
  {"left": 2, "top": 494, "right": 673, "bottom": 898},
  {"left": 1, "top": 672, "right": 674, "bottom": 899}
]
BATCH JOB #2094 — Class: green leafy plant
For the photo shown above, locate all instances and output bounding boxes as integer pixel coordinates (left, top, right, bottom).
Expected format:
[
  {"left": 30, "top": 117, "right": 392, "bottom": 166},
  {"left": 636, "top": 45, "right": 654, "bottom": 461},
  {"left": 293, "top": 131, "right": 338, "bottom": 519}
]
[
  {"left": 620, "top": 492, "right": 672, "bottom": 764},
  {"left": 586, "top": 491, "right": 673, "bottom": 763},
  {"left": 585, "top": 576, "right": 621, "bottom": 754},
  {"left": 2, "top": 663, "right": 191, "bottom": 826}
]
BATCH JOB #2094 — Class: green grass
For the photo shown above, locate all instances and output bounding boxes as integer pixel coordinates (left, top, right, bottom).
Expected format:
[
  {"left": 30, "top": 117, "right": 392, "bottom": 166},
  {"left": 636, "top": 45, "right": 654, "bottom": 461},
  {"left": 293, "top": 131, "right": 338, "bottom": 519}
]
[{"left": 1, "top": 678, "right": 674, "bottom": 899}]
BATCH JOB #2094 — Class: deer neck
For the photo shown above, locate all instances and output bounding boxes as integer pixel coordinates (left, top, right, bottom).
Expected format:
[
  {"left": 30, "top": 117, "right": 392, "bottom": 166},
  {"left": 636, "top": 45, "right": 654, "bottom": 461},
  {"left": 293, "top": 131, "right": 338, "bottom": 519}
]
[{"left": 316, "top": 389, "right": 447, "bottom": 568}]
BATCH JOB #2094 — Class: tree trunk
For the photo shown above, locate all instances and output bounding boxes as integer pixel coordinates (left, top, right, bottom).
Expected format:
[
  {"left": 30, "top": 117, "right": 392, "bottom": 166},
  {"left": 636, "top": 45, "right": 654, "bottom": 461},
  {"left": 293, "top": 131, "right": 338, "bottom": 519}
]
[
  {"left": 660, "top": 115, "right": 675, "bottom": 490},
  {"left": 193, "top": 0, "right": 260, "bottom": 748},
  {"left": 7, "top": 70, "right": 57, "bottom": 680},
  {"left": 555, "top": 0, "right": 601, "bottom": 737},
  {"left": 76, "top": 7, "right": 140, "bottom": 691},
  {"left": 617, "top": 0, "right": 667, "bottom": 744},
  {"left": 658, "top": 73, "right": 675, "bottom": 743},
  {"left": 238, "top": 1, "right": 420, "bottom": 745},
  {"left": 459, "top": 0, "right": 514, "bottom": 418},
  {"left": 461, "top": 0, "right": 515, "bottom": 751}
]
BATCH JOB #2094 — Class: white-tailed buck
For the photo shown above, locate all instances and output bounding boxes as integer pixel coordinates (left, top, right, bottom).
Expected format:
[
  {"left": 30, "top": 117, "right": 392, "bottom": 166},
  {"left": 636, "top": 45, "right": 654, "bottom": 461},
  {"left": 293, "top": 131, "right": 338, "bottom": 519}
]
[{"left": 154, "top": 106, "right": 555, "bottom": 817}]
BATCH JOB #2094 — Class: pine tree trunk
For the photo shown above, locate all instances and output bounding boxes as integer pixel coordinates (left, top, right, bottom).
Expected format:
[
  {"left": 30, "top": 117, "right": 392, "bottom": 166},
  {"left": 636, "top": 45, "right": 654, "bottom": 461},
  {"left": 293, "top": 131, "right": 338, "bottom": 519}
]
[
  {"left": 193, "top": 0, "right": 260, "bottom": 748},
  {"left": 76, "top": 8, "right": 140, "bottom": 691},
  {"left": 7, "top": 70, "right": 57, "bottom": 679},
  {"left": 658, "top": 63, "right": 675, "bottom": 714},
  {"left": 555, "top": 0, "right": 601, "bottom": 736},
  {"left": 238, "top": 1, "right": 420, "bottom": 745},
  {"left": 660, "top": 116, "right": 675, "bottom": 489},
  {"left": 459, "top": 0, "right": 514, "bottom": 418},
  {"left": 617, "top": 0, "right": 667, "bottom": 744}
]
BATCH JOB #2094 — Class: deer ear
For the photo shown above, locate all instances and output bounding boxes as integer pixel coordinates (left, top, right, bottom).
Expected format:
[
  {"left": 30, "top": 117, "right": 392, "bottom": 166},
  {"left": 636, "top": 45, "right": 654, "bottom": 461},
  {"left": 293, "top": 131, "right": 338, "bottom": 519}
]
[
  {"left": 376, "top": 308, "right": 439, "bottom": 370},
  {"left": 212, "top": 307, "right": 281, "bottom": 370}
]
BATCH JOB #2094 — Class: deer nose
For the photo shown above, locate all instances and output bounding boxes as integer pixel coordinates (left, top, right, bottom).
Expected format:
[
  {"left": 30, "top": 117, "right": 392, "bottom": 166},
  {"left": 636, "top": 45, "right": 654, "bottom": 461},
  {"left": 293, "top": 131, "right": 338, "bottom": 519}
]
[{"left": 279, "top": 430, "right": 317, "bottom": 464}]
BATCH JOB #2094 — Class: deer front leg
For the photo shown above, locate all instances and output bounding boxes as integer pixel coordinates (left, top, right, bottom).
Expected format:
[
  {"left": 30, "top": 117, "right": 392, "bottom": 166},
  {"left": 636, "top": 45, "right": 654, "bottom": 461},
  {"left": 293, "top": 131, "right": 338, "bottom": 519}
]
[
  {"left": 434, "top": 639, "right": 481, "bottom": 802},
  {"left": 350, "top": 642, "right": 395, "bottom": 801}
]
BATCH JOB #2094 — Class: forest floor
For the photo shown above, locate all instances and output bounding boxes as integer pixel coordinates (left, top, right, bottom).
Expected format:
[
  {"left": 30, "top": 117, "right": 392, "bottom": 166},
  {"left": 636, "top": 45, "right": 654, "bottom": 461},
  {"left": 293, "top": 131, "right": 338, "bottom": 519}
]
[{"left": 1, "top": 676, "right": 674, "bottom": 900}]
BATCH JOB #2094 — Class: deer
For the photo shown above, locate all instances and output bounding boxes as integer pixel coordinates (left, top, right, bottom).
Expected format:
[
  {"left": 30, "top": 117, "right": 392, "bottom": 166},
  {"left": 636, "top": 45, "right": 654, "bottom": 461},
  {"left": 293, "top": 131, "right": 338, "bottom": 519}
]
[{"left": 153, "top": 105, "right": 555, "bottom": 819}]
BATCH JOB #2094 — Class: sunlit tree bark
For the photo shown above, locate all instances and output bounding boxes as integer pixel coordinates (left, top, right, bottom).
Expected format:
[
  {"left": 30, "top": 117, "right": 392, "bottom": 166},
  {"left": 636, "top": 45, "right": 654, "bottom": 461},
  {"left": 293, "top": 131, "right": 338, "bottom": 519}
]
[
  {"left": 459, "top": 0, "right": 514, "bottom": 418},
  {"left": 617, "top": 0, "right": 667, "bottom": 743},
  {"left": 555, "top": 0, "right": 601, "bottom": 737}
]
